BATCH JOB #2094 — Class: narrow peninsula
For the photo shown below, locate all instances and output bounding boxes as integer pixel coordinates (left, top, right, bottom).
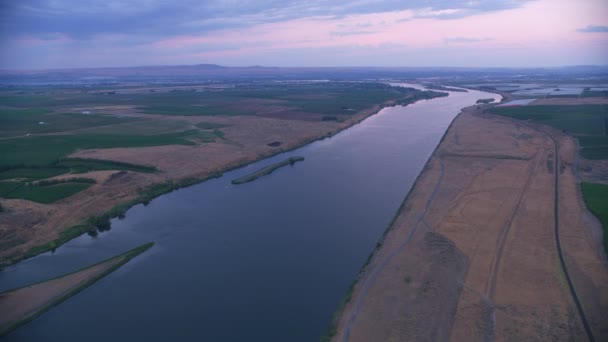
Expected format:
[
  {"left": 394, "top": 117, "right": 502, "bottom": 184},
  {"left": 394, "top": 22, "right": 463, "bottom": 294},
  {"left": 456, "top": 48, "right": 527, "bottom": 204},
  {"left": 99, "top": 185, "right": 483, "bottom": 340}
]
[{"left": 231, "top": 156, "right": 304, "bottom": 185}]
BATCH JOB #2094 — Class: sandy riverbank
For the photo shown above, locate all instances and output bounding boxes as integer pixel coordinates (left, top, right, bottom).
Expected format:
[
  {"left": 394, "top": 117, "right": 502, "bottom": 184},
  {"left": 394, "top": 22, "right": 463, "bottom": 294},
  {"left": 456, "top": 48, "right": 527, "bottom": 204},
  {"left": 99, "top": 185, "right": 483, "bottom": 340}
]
[{"left": 331, "top": 105, "right": 608, "bottom": 341}]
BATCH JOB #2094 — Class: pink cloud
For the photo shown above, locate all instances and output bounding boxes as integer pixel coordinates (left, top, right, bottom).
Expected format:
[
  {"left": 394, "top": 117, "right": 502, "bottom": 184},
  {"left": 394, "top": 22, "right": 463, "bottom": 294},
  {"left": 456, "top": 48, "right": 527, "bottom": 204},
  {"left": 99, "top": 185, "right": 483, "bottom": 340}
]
[
  {"left": 150, "top": 0, "right": 606, "bottom": 62},
  {"left": 4, "top": 0, "right": 606, "bottom": 68}
]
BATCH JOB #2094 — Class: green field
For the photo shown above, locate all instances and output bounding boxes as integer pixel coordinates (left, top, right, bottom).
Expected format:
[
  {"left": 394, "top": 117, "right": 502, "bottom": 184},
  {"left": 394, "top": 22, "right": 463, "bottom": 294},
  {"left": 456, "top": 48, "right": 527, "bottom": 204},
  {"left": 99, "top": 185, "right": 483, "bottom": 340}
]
[
  {"left": 0, "top": 167, "right": 69, "bottom": 181},
  {"left": 581, "top": 183, "right": 608, "bottom": 254},
  {"left": 0, "top": 82, "right": 431, "bottom": 204},
  {"left": 0, "top": 131, "right": 198, "bottom": 166},
  {"left": 0, "top": 179, "right": 93, "bottom": 204},
  {"left": 489, "top": 104, "right": 608, "bottom": 254},
  {"left": 5, "top": 183, "right": 92, "bottom": 204},
  {"left": 0, "top": 181, "right": 23, "bottom": 196},
  {"left": 489, "top": 105, "right": 608, "bottom": 159},
  {"left": 488, "top": 105, "right": 607, "bottom": 135},
  {"left": 0, "top": 109, "right": 141, "bottom": 138},
  {"left": 133, "top": 82, "right": 418, "bottom": 116},
  {"left": 137, "top": 104, "right": 252, "bottom": 116},
  {"left": 0, "top": 82, "right": 418, "bottom": 118}
]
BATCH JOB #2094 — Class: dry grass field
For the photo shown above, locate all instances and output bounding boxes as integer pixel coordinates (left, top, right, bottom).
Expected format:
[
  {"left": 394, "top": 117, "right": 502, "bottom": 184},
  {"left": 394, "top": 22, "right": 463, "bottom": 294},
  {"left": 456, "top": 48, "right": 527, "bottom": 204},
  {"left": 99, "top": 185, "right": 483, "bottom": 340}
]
[{"left": 332, "top": 106, "right": 608, "bottom": 341}]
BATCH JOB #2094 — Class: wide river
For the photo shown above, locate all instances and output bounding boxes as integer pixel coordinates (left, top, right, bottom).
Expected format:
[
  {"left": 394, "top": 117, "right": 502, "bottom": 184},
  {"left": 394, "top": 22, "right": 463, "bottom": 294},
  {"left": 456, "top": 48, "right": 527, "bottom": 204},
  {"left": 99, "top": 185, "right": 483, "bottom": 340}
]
[{"left": 1, "top": 84, "right": 499, "bottom": 341}]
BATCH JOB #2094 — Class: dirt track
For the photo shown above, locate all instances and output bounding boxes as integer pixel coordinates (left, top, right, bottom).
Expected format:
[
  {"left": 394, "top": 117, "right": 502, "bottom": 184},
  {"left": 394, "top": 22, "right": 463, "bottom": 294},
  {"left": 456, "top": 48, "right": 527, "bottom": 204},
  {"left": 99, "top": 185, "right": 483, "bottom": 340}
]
[{"left": 332, "top": 106, "right": 608, "bottom": 341}]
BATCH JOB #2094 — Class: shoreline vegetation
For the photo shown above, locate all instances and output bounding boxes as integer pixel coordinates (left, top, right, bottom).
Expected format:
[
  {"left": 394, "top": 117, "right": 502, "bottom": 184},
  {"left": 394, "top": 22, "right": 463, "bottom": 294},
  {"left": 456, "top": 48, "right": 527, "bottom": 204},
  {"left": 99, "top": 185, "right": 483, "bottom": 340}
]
[
  {"left": 1, "top": 85, "right": 449, "bottom": 269},
  {"left": 231, "top": 156, "right": 304, "bottom": 185},
  {"left": 0, "top": 242, "right": 154, "bottom": 337}
]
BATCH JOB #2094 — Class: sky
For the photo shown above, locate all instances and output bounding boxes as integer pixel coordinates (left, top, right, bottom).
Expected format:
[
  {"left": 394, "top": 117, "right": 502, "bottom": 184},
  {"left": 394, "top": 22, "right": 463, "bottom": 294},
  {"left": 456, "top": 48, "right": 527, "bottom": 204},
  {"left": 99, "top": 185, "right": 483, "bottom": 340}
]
[{"left": 0, "top": 0, "right": 607, "bottom": 69}]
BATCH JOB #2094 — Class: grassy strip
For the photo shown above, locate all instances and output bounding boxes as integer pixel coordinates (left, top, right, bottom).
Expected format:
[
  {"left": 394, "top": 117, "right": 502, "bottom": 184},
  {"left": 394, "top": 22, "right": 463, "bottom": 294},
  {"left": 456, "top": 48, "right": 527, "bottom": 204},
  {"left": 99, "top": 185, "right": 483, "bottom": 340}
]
[
  {"left": 0, "top": 242, "right": 154, "bottom": 337},
  {"left": 581, "top": 182, "right": 608, "bottom": 255},
  {"left": 24, "top": 224, "right": 93, "bottom": 258},
  {"left": 231, "top": 156, "right": 304, "bottom": 185}
]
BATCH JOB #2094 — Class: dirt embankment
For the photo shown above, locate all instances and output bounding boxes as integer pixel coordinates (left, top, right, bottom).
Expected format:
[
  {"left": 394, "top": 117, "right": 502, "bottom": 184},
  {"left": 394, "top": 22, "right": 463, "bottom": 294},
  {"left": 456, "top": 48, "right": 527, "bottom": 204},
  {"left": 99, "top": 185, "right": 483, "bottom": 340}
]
[{"left": 332, "top": 106, "right": 608, "bottom": 341}]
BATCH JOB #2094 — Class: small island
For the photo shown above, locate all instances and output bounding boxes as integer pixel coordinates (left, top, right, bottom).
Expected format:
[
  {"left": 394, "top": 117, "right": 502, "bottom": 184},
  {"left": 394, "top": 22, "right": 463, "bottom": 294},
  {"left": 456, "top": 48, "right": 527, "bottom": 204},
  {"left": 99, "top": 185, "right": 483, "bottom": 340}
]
[
  {"left": 425, "top": 84, "right": 468, "bottom": 92},
  {"left": 231, "top": 156, "right": 305, "bottom": 185}
]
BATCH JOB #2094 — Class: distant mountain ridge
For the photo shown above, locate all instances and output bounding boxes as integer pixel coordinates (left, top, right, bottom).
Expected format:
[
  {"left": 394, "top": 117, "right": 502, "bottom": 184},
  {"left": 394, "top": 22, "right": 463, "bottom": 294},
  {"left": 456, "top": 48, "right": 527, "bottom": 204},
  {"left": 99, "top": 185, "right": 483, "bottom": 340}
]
[{"left": 0, "top": 64, "right": 606, "bottom": 84}]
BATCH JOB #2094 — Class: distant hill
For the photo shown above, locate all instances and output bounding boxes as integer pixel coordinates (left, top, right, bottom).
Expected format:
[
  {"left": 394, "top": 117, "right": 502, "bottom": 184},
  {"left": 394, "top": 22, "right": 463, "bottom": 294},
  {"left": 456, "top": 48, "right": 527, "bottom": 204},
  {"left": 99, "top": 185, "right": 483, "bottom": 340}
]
[{"left": 0, "top": 64, "right": 606, "bottom": 85}]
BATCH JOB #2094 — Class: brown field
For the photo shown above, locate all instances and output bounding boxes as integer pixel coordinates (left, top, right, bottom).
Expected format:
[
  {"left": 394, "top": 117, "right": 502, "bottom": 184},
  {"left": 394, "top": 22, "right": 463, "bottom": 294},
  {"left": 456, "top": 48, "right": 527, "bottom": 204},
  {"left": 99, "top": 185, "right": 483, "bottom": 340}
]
[{"left": 332, "top": 106, "right": 608, "bottom": 341}]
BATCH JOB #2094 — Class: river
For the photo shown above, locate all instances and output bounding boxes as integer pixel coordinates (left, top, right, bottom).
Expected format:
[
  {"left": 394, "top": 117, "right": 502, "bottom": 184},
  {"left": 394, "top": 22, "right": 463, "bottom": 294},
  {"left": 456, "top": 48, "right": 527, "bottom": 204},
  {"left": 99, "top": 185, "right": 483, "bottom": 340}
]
[{"left": 0, "top": 84, "right": 500, "bottom": 341}]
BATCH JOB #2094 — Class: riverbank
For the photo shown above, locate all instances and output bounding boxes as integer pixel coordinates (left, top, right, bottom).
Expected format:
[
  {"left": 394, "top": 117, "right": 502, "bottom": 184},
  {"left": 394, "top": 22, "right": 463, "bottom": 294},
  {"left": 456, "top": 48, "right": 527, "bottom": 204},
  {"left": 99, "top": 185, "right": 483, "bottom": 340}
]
[
  {"left": 0, "top": 242, "right": 153, "bottom": 337},
  {"left": 330, "top": 105, "right": 608, "bottom": 341},
  {"left": 0, "top": 88, "right": 446, "bottom": 269}
]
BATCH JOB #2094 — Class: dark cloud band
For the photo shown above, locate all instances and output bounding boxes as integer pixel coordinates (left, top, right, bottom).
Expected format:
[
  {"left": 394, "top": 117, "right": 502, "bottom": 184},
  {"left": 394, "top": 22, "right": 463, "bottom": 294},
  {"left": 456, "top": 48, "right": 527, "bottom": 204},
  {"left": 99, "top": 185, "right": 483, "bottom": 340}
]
[{"left": 1, "top": 0, "right": 532, "bottom": 39}]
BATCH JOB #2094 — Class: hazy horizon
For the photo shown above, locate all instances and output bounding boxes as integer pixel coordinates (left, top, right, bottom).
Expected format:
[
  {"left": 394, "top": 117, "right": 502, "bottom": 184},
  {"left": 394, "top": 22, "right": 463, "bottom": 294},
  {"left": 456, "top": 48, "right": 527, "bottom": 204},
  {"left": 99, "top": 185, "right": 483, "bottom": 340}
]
[
  {"left": 3, "top": 63, "right": 608, "bottom": 73},
  {"left": 1, "top": 0, "right": 607, "bottom": 70}
]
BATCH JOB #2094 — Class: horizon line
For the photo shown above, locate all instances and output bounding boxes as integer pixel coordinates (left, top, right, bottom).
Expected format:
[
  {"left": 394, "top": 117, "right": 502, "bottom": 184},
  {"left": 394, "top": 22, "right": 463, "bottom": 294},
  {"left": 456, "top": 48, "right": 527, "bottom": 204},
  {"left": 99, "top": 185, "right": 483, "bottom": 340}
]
[{"left": 1, "top": 63, "right": 608, "bottom": 73}]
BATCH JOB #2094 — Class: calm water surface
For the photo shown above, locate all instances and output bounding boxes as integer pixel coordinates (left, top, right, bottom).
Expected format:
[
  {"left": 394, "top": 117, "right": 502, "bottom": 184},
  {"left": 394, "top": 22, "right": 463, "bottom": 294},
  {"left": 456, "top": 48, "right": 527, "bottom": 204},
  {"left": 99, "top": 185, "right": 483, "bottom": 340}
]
[{"left": 1, "top": 85, "right": 499, "bottom": 341}]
